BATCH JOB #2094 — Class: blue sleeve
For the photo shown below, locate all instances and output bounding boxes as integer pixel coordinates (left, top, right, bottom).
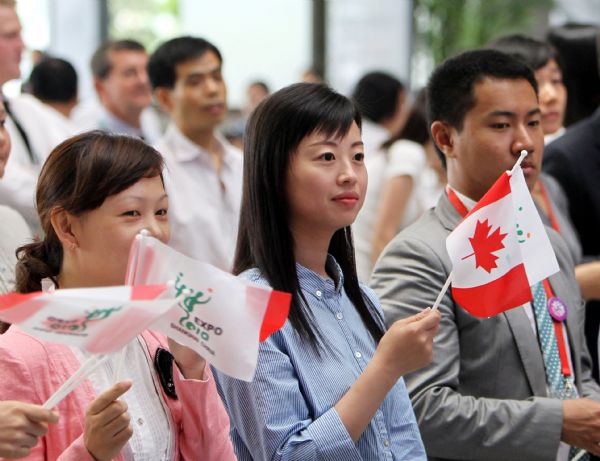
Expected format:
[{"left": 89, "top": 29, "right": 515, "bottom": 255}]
[{"left": 213, "top": 334, "right": 363, "bottom": 461}]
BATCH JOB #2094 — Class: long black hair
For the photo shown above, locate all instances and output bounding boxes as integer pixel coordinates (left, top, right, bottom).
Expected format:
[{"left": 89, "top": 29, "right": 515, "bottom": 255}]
[{"left": 235, "top": 83, "right": 384, "bottom": 348}]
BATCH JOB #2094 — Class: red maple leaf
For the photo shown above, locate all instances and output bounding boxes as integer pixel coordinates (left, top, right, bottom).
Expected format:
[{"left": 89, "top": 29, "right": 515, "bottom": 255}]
[{"left": 462, "top": 219, "right": 507, "bottom": 273}]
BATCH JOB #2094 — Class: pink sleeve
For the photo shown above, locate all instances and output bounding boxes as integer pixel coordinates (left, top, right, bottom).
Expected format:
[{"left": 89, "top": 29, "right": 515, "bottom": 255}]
[
  {"left": 174, "top": 366, "right": 237, "bottom": 461},
  {"left": 54, "top": 436, "right": 96, "bottom": 461},
  {"left": 0, "top": 331, "right": 121, "bottom": 461}
]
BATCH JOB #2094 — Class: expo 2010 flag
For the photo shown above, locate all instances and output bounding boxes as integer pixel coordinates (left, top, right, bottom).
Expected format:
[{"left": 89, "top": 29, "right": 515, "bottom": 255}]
[{"left": 126, "top": 233, "right": 291, "bottom": 381}]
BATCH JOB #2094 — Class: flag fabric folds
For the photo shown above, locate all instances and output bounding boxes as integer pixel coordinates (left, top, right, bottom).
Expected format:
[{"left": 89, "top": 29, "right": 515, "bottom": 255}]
[
  {"left": 0, "top": 284, "right": 175, "bottom": 354},
  {"left": 126, "top": 233, "right": 291, "bottom": 381},
  {"left": 446, "top": 167, "right": 559, "bottom": 317}
]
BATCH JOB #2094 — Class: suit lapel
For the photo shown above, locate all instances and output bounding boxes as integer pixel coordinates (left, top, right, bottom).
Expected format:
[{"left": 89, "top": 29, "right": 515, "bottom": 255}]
[
  {"left": 504, "top": 307, "right": 549, "bottom": 395},
  {"left": 434, "top": 193, "right": 463, "bottom": 232}
]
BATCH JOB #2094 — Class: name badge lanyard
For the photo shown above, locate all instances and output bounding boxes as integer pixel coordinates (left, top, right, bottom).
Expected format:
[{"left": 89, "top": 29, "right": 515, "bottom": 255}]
[{"left": 446, "top": 186, "right": 572, "bottom": 378}]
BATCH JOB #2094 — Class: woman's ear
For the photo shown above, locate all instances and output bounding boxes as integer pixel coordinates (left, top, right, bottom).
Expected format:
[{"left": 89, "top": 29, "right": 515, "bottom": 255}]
[
  {"left": 430, "top": 121, "right": 456, "bottom": 160},
  {"left": 50, "top": 207, "right": 79, "bottom": 250}
]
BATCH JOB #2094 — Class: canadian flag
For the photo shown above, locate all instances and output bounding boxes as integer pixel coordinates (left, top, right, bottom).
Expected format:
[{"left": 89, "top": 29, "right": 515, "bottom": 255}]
[{"left": 446, "top": 167, "right": 559, "bottom": 317}]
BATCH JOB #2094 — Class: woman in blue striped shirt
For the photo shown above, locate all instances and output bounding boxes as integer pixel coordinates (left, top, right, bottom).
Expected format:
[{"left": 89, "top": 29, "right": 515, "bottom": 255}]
[{"left": 214, "top": 83, "right": 440, "bottom": 460}]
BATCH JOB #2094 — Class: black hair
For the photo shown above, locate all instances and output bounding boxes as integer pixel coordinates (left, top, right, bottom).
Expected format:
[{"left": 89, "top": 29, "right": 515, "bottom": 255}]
[
  {"left": 382, "top": 89, "right": 430, "bottom": 150},
  {"left": 427, "top": 48, "right": 539, "bottom": 167},
  {"left": 148, "top": 36, "right": 222, "bottom": 89},
  {"left": 488, "top": 34, "right": 563, "bottom": 72},
  {"left": 91, "top": 39, "right": 146, "bottom": 79},
  {"left": 351, "top": 71, "right": 405, "bottom": 124},
  {"left": 29, "top": 57, "right": 78, "bottom": 103},
  {"left": 235, "top": 82, "right": 384, "bottom": 348},
  {"left": 547, "top": 24, "right": 600, "bottom": 126}
]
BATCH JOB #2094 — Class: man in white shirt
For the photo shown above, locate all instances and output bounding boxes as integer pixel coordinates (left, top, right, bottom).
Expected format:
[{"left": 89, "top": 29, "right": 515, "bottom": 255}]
[
  {"left": 0, "top": 0, "right": 74, "bottom": 231},
  {"left": 149, "top": 36, "right": 242, "bottom": 271},
  {"left": 74, "top": 39, "right": 161, "bottom": 142}
]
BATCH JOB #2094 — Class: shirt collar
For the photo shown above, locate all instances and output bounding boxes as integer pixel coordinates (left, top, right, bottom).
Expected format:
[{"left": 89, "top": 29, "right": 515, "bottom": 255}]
[
  {"left": 296, "top": 255, "right": 344, "bottom": 299},
  {"left": 448, "top": 185, "right": 477, "bottom": 211},
  {"left": 163, "top": 122, "right": 233, "bottom": 163},
  {"left": 544, "top": 126, "right": 565, "bottom": 145},
  {"left": 99, "top": 108, "right": 144, "bottom": 138}
]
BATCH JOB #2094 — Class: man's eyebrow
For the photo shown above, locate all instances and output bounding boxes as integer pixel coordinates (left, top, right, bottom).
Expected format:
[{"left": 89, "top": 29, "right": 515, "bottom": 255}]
[
  {"left": 487, "top": 110, "right": 515, "bottom": 117},
  {"left": 486, "top": 108, "right": 541, "bottom": 117},
  {"left": 185, "top": 66, "right": 222, "bottom": 79}
]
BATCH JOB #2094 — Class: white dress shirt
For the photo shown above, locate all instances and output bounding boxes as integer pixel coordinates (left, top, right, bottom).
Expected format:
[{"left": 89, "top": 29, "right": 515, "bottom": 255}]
[
  {"left": 0, "top": 205, "right": 31, "bottom": 294},
  {"left": 154, "top": 123, "right": 243, "bottom": 271},
  {"left": 72, "top": 338, "right": 174, "bottom": 461},
  {"left": 1, "top": 94, "right": 76, "bottom": 232}
]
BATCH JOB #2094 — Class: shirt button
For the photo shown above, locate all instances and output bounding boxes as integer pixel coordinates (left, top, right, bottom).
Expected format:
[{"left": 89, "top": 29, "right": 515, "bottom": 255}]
[
  {"left": 316, "top": 290, "right": 322, "bottom": 297},
  {"left": 336, "top": 312, "right": 343, "bottom": 320},
  {"left": 137, "top": 417, "right": 144, "bottom": 426},
  {"left": 383, "top": 439, "right": 390, "bottom": 447},
  {"left": 354, "top": 351, "right": 362, "bottom": 358}
]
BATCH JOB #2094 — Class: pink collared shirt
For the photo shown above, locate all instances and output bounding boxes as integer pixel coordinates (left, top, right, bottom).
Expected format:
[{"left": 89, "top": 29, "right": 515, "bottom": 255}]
[{"left": 0, "top": 327, "right": 236, "bottom": 461}]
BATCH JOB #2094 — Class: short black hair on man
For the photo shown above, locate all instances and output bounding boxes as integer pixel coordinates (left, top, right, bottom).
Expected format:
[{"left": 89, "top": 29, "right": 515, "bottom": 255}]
[
  {"left": 351, "top": 71, "right": 404, "bottom": 124},
  {"left": 427, "top": 49, "right": 539, "bottom": 168},
  {"left": 427, "top": 48, "right": 539, "bottom": 132},
  {"left": 148, "top": 36, "right": 222, "bottom": 90},
  {"left": 90, "top": 39, "right": 146, "bottom": 80},
  {"left": 30, "top": 57, "right": 78, "bottom": 103}
]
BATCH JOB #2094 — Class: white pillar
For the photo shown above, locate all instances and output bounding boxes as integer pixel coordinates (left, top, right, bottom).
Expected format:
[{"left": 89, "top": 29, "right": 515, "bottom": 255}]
[
  {"left": 47, "top": 0, "right": 102, "bottom": 100},
  {"left": 326, "top": 0, "right": 413, "bottom": 95}
]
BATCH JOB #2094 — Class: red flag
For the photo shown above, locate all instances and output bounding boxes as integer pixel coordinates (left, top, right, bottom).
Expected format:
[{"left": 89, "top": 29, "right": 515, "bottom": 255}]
[{"left": 446, "top": 167, "right": 559, "bottom": 317}]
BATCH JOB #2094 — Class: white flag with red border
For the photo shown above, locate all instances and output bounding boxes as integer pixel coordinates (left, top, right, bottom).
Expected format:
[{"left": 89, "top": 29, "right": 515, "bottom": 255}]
[
  {"left": 446, "top": 167, "right": 559, "bottom": 317},
  {"left": 126, "top": 233, "right": 291, "bottom": 381},
  {"left": 0, "top": 284, "right": 175, "bottom": 353}
]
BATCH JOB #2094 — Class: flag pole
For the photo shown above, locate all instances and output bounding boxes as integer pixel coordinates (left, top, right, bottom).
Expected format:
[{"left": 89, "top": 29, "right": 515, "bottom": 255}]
[
  {"left": 44, "top": 354, "right": 110, "bottom": 409},
  {"left": 432, "top": 271, "right": 453, "bottom": 311},
  {"left": 113, "top": 229, "right": 151, "bottom": 383},
  {"left": 509, "top": 150, "right": 528, "bottom": 176}
]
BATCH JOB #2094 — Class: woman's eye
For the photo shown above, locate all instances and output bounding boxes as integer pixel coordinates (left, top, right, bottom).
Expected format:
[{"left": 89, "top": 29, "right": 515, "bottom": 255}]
[
  {"left": 156, "top": 208, "right": 168, "bottom": 216},
  {"left": 122, "top": 210, "right": 140, "bottom": 217},
  {"left": 320, "top": 153, "right": 335, "bottom": 161},
  {"left": 354, "top": 152, "right": 365, "bottom": 161}
]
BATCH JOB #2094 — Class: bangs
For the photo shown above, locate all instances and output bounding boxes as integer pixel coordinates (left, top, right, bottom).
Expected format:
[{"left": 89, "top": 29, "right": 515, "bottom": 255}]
[{"left": 290, "top": 86, "right": 362, "bottom": 149}]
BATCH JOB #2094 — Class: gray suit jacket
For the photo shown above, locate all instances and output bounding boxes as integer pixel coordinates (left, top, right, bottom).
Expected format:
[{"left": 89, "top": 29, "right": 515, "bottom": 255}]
[{"left": 370, "top": 193, "right": 600, "bottom": 461}]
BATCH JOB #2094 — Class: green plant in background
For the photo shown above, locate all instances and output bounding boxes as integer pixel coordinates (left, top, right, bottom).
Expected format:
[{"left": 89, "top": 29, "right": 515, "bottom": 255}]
[
  {"left": 413, "top": 0, "right": 555, "bottom": 65},
  {"left": 108, "top": 0, "right": 180, "bottom": 51}
]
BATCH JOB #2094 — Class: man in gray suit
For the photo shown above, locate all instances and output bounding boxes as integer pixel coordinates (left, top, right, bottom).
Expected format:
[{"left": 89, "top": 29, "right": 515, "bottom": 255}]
[{"left": 371, "top": 49, "right": 600, "bottom": 460}]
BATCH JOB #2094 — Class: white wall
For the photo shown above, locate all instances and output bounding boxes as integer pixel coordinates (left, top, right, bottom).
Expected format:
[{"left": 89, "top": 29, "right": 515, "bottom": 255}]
[
  {"left": 326, "top": 0, "right": 413, "bottom": 95},
  {"left": 179, "top": 0, "right": 312, "bottom": 108},
  {"left": 47, "top": 0, "right": 101, "bottom": 100}
]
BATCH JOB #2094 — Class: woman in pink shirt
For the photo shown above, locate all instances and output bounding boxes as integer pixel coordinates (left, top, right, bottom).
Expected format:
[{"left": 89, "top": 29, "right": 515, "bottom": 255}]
[{"left": 0, "top": 131, "right": 236, "bottom": 461}]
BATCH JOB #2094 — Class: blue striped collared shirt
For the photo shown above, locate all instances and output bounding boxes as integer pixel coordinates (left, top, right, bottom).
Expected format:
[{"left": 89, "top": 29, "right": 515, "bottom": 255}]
[{"left": 213, "top": 255, "right": 426, "bottom": 460}]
